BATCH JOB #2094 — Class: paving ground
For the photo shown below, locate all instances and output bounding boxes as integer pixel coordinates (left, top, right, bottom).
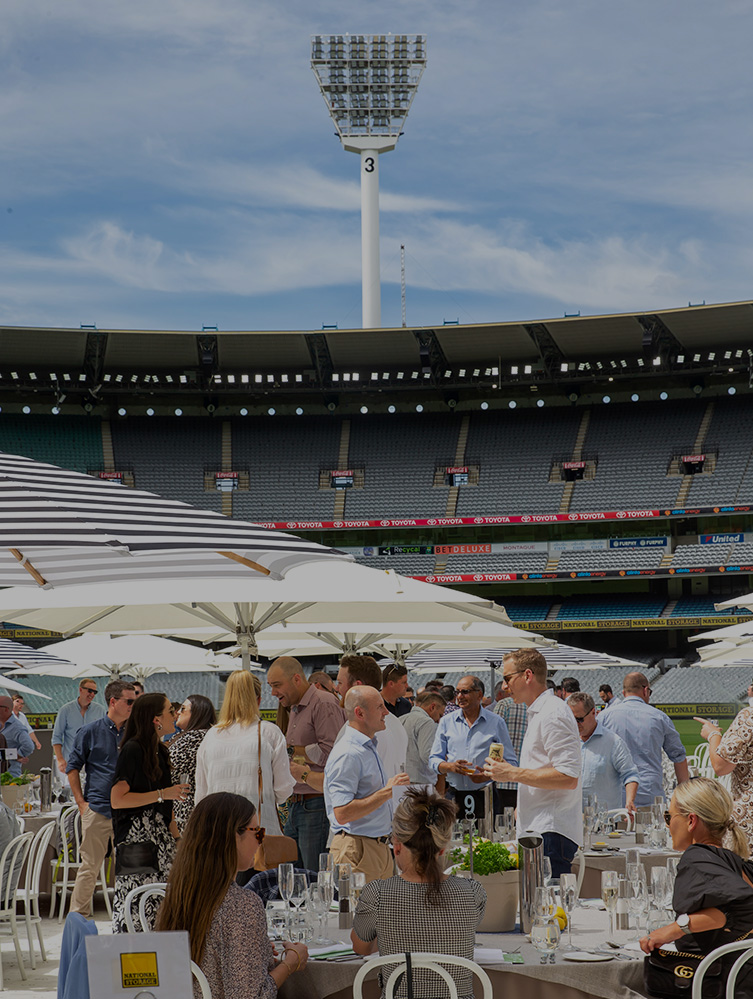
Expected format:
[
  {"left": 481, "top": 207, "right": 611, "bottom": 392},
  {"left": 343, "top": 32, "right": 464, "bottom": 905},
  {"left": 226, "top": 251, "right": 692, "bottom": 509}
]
[{"left": 2, "top": 893, "right": 112, "bottom": 997}]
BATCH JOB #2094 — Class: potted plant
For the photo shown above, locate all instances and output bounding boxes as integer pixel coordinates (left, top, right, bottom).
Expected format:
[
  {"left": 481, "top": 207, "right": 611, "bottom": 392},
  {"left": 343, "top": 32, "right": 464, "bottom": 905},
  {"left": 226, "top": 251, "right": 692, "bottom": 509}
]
[
  {"left": 0, "top": 771, "right": 35, "bottom": 811},
  {"left": 449, "top": 839, "right": 520, "bottom": 932}
]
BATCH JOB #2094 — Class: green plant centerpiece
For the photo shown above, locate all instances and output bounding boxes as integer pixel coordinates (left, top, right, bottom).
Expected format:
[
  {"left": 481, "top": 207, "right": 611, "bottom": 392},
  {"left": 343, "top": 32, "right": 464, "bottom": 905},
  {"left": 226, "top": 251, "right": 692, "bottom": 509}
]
[
  {"left": 0, "top": 770, "right": 36, "bottom": 811},
  {"left": 450, "top": 838, "right": 520, "bottom": 932},
  {"left": 0, "top": 771, "right": 35, "bottom": 786}
]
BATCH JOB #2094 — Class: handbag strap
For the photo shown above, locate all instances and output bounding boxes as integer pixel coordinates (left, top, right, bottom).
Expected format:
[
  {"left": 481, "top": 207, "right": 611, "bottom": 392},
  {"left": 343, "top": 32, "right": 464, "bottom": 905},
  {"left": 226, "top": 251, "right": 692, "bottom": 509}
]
[
  {"left": 257, "top": 721, "right": 264, "bottom": 807},
  {"left": 404, "top": 952, "right": 414, "bottom": 999}
]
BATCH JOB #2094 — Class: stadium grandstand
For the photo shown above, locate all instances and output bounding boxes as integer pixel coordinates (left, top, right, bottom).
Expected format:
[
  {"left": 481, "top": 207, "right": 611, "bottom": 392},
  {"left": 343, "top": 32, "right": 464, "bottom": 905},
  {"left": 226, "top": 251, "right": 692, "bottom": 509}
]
[{"left": 2, "top": 298, "right": 753, "bottom": 703}]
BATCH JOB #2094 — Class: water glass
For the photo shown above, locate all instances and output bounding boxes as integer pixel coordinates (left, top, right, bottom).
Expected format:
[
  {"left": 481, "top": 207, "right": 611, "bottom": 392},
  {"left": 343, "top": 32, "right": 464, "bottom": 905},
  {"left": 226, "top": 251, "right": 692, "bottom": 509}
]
[
  {"left": 290, "top": 872, "right": 308, "bottom": 910},
  {"left": 531, "top": 916, "right": 560, "bottom": 964},
  {"left": 319, "top": 852, "right": 333, "bottom": 873},
  {"left": 541, "top": 856, "right": 553, "bottom": 887},
  {"left": 306, "top": 884, "right": 331, "bottom": 945},
  {"left": 559, "top": 873, "right": 577, "bottom": 951},
  {"left": 351, "top": 871, "right": 365, "bottom": 910},
  {"left": 625, "top": 848, "right": 640, "bottom": 870},
  {"left": 534, "top": 886, "right": 557, "bottom": 920},
  {"left": 627, "top": 879, "right": 648, "bottom": 938},
  {"left": 650, "top": 867, "right": 671, "bottom": 912},
  {"left": 266, "top": 900, "right": 288, "bottom": 940}
]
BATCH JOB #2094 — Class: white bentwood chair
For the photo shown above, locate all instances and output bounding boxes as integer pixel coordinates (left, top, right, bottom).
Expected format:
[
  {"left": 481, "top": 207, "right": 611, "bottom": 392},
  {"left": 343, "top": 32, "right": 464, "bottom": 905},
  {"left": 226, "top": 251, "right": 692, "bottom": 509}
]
[
  {"left": 0, "top": 831, "right": 35, "bottom": 989},
  {"left": 353, "top": 952, "right": 492, "bottom": 999},
  {"left": 123, "top": 883, "right": 167, "bottom": 933},
  {"left": 690, "top": 938, "right": 753, "bottom": 999},
  {"left": 17, "top": 820, "right": 56, "bottom": 968}
]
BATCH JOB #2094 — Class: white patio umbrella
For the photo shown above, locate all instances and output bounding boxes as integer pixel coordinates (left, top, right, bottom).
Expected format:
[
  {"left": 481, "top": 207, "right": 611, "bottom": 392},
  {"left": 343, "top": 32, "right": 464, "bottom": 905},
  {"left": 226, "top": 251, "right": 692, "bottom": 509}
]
[
  {"left": 0, "top": 450, "right": 351, "bottom": 588},
  {"left": 0, "top": 562, "right": 550, "bottom": 667},
  {"left": 689, "top": 618, "right": 753, "bottom": 666},
  {"left": 11, "top": 634, "right": 261, "bottom": 681}
]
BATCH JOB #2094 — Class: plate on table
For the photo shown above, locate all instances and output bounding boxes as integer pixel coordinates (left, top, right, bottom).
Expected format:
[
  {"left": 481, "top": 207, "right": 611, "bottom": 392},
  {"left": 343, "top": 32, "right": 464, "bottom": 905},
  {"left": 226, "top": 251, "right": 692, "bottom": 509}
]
[{"left": 564, "top": 952, "right": 614, "bottom": 962}]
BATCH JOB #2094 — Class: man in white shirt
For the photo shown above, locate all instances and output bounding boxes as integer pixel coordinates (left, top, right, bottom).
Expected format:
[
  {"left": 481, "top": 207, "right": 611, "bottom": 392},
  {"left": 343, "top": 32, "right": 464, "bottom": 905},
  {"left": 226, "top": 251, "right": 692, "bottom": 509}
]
[
  {"left": 12, "top": 696, "right": 41, "bottom": 751},
  {"left": 484, "top": 648, "right": 582, "bottom": 877}
]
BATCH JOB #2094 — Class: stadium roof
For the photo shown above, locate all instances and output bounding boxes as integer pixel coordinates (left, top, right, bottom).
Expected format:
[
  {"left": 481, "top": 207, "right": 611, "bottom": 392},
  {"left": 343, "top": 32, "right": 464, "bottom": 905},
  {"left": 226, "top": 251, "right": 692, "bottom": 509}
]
[{"left": 0, "top": 299, "right": 751, "bottom": 371}]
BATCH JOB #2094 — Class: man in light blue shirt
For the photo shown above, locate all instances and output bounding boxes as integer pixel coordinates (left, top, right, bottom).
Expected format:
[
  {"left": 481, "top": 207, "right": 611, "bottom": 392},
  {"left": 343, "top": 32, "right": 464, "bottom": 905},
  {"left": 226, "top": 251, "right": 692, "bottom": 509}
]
[
  {"left": 429, "top": 674, "right": 517, "bottom": 821},
  {"left": 52, "top": 679, "right": 106, "bottom": 780},
  {"left": 325, "top": 685, "right": 409, "bottom": 883},
  {"left": 600, "top": 672, "right": 688, "bottom": 805},
  {"left": 0, "top": 697, "right": 34, "bottom": 777},
  {"left": 567, "top": 692, "right": 639, "bottom": 811}
]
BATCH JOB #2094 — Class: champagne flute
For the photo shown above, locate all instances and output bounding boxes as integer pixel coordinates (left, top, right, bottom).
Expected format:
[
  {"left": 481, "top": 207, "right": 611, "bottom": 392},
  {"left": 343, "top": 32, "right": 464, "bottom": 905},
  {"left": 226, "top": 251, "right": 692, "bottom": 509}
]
[
  {"left": 650, "top": 867, "right": 670, "bottom": 914},
  {"left": 316, "top": 872, "right": 335, "bottom": 945},
  {"left": 560, "top": 873, "right": 577, "bottom": 951},
  {"left": 601, "top": 870, "right": 619, "bottom": 941},
  {"left": 278, "top": 863, "right": 294, "bottom": 910},
  {"left": 531, "top": 917, "right": 561, "bottom": 964},
  {"left": 627, "top": 878, "right": 648, "bottom": 939},
  {"left": 290, "top": 872, "right": 308, "bottom": 911}
]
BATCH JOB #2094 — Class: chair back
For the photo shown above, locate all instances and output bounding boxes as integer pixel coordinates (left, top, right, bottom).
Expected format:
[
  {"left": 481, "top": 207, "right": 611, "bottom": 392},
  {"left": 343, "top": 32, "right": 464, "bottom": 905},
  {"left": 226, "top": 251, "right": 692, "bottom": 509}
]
[
  {"left": 191, "top": 961, "right": 211, "bottom": 999},
  {"left": 571, "top": 848, "right": 586, "bottom": 897},
  {"left": 689, "top": 938, "right": 753, "bottom": 999},
  {"left": 26, "top": 821, "right": 56, "bottom": 897},
  {"left": 123, "top": 883, "right": 167, "bottom": 933},
  {"left": 353, "top": 952, "right": 492, "bottom": 999},
  {"left": 57, "top": 804, "right": 83, "bottom": 863},
  {"left": 0, "top": 831, "right": 34, "bottom": 912},
  {"left": 607, "top": 808, "right": 635, "bottom": 832}
]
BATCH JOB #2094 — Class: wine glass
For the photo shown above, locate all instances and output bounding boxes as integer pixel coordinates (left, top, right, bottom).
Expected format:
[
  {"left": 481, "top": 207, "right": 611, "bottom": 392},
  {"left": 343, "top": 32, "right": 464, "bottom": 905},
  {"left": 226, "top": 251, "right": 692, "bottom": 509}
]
[
  {"left": 627, "top": 878, "right": 648, "bottom": 939},
  {"left": 651, "top": 867, "right": 671, "bottom": 913},
  {"left": 278, "top": 863, "right": 294, "bottom": 909},
  {"left": 266, "top": 900, "right": 288, "bottom": 940},
  {"left": 541, "top": 856, "right": 553, "bottom": 887},
  {"left": 601, "top": 870, "right": 619, "bottom": 941},
  {"left": 534, "top": 886, "right": 557, "bottom": 921},
  {"left": 559, "top": 873, "right": 577, "bottom": 951},
  {"left": 306, "top": 884, "right": 330, "bottom": 945},
  {"left": 531, "top": 916, "right": 561, "bottom": 964},
  {"left": 290, "top": 872, "right": 308, "bottom": 911}
]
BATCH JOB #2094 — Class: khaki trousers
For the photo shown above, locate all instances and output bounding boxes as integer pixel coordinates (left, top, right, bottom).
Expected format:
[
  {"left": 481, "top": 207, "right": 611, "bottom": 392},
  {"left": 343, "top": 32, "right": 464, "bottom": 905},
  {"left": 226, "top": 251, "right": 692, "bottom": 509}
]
[
  {"left": 70, "top": 807, "right": 112, "bottom": 915},
  {"left": 330, "top": 832, "right": 394, "bottom": 884}
]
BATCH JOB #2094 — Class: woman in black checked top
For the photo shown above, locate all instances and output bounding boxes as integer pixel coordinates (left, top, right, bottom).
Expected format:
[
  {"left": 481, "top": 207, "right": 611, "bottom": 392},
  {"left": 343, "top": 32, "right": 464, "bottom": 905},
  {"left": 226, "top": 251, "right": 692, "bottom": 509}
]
[{"left": 351, "top": 789, "right": 486, "bottom": 999}]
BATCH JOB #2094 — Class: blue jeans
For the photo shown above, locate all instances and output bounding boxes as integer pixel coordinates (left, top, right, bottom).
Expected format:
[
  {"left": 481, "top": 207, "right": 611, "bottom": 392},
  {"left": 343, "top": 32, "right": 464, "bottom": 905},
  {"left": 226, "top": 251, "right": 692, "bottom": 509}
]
[
  {"left": 542, "top": 831, "right": 578, "bottom": 879},
  {"left": 283, "top": 796, "right": 330, "bottom": 871}
]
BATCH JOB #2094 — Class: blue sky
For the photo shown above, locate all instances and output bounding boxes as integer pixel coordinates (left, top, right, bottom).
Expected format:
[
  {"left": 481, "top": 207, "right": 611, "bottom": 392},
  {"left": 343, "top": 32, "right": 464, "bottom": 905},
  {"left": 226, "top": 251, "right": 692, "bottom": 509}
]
[{"left": 1, "top": 0, "right": 752, "bottom": 333}]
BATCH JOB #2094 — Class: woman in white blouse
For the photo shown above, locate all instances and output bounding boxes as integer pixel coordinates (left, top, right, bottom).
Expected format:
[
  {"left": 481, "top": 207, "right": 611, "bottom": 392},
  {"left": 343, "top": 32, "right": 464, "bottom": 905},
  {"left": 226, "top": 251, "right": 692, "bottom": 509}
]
[{"left": 195, "top": 672, "right": 294, "bottom": 849}]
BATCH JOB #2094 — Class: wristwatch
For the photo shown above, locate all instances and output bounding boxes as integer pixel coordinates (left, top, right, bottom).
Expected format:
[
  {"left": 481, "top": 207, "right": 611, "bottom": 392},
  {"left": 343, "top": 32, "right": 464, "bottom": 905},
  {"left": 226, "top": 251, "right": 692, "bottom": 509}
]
[
  {"left": 301, "top": 770, "right": 310, "bottom": 784},
  {"left": 676, "top": 913, "right": 691, "bottom": 934}
]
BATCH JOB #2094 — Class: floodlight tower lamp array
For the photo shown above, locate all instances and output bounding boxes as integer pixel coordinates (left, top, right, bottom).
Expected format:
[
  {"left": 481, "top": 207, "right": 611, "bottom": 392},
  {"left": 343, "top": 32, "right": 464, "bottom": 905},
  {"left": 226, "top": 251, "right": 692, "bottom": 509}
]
[{"left": 311, "top": 33, "right": 427, "bottom": 331}]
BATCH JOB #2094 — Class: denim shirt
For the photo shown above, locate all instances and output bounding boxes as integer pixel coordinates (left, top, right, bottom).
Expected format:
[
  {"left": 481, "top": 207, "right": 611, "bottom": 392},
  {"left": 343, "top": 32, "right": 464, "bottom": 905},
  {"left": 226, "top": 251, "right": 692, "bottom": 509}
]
[{"left": 66, "top": 715, "right": 124, "bottom": 819}]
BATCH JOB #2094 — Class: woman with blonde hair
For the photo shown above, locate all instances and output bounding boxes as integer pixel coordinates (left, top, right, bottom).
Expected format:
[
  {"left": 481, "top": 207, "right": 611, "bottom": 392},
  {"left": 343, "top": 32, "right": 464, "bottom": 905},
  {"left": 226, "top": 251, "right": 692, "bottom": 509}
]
[
  {"left": 195, "top": 671, "right": 294, "bottom": 845},
  {"left": 640, "top": 777, "right": 753, "bottom": 992},
  {"left": 351, "top": 789, "right": 486, "bottom": 999},
  {"left": 157, "top": 792, "right": 307, "bottom": 998}
]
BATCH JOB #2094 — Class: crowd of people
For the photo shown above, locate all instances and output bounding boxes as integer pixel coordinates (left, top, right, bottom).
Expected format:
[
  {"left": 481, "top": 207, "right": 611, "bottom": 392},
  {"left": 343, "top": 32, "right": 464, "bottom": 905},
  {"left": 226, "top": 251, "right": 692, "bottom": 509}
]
[{"left": 40, "top": 651, "right": 753, "bottom": 998}]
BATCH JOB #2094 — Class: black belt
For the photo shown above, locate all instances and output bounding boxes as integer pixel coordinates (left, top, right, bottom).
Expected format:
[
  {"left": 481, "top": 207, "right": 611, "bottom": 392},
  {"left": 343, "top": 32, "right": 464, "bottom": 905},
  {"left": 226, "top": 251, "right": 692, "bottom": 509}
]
[
  {"left": 289, "top": 793, "right": 324, "bottom": 803},
  {"left": 335, "top": 831, "right": 389, "bottom": 844}
]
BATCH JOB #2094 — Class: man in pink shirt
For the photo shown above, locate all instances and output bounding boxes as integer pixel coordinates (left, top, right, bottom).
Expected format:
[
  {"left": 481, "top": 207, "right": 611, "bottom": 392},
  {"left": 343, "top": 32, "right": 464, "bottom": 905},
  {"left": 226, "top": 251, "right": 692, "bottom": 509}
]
[{"left": 268, "top": 657, "right": 346, "bottom": 869}]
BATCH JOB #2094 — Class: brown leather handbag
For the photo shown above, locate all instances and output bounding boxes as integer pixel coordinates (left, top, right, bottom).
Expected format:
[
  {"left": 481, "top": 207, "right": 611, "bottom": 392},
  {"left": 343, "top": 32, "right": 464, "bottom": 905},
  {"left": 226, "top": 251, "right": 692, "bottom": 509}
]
[{"left": 253, "top": 721, "right": 298, "bottom": 871}]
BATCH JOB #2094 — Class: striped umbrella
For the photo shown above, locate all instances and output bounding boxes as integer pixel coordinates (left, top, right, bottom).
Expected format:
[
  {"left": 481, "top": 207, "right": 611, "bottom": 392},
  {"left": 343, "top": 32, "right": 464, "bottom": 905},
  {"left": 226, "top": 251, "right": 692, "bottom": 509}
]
[
  {"left": 0, "top": 450, "right": 350, "bottom": 587},
  {"left": 0, "top": 639, "right": 61, "bottom": 698},
  {"left": 379, "top": 645, "right": 643, "bottom": 672}
]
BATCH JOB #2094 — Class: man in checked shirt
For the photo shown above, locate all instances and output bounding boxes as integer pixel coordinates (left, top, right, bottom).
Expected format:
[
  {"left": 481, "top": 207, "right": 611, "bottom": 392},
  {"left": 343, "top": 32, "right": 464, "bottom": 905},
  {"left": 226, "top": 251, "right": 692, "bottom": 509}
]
[{"left": 267, "top": 657, "right": 345, "bottom": 870}]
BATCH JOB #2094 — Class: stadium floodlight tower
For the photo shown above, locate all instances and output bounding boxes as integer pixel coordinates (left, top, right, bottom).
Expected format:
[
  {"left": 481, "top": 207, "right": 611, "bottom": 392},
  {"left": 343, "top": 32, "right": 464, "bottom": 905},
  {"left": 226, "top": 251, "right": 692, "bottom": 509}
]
[{"left": 311, "top": 33, "right": 426, "bottom": 329}]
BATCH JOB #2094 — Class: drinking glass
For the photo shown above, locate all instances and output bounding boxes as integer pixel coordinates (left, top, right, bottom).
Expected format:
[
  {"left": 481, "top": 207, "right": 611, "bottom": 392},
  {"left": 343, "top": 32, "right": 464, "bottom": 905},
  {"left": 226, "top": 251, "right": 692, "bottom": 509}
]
[
  {"left": 278, "top": 863, "right": 295, "bottom": 909},
  {"left": 351, "top": 871, "right": 365, "bottom": 910},
  {"left": 627, "top": 879, "right": 648, "bottom": 938},
  {"left": 625, "top": 848, "right": 640, "bottom": 870},
  {"left": 627, "top": 862, "right": 646, "bottom": 885},
  {"left": 541, "top": 857, "right": 553, "bottom": 887},
  {"left": 666, "top": 857, "right": 679, "bottom": 878},
  {"left": 290, "top": 872, "right": 308, "bottom": 911},
  {"left": 651, "top": 867, "right": 671, "bottom": 913},
  {"left": 266, "top": 900, "right": 288, "bottom": 940},
  {"left": 306, "top": 885, "right": 330, "bottom": 945},
  {"left": 559, "top": 873, "right": 577, "bottom": 951},
  {"left": 531, "top": 917, "right": 561, "bottom": 964},
  {"left": 319, "top": 852, "right": 333, "bottom": 873},
  {"left": 601, "top": 870, "right": 619, "bottom": 940}
]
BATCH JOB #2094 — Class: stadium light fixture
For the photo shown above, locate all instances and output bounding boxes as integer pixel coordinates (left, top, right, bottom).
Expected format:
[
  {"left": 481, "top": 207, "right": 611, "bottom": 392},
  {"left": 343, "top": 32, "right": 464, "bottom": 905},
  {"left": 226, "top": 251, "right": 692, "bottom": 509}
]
[
  {"left": 652, "top": 357, "right": 661, "bottom": 366},
  {"left": 728, "top": 387, "right": 737, "bottom": 395},
  {"left": 536, "top": 399, "right": 545, "bottom": 408},
  {"left": 360, "top": 405, "right": 369, "bottom": 413},
  {"left": 312, "top": 33, "right": 427, "bottom": 328},
  {"left": 659, "top": 392, "right": 668, "bottom": 401},
  {"left": 22, "top": 406, "right": 31, "bottom": 414},
  {"left": 602, "top": 395, "right": 611, "bottom": 404},
  {"left": 174, "top": 408, "right": 183, "bottom": 416},
  {"left": 267, "top": 408, "right": 276, "bottom": 416},
  {"left": 415, "top": 404, "right": 424, "bottom": 412},
  {"left": 118, "top": 407, "right": 127, "bottom": 417},
  {"left": 51, "top": 406, "right": 60, "bottom": 415},
  {"left": 631, "top": 393, "right": 639, "bottom": 402},
  {"left": 480, "top": 401, "right": 489, "bottom": 410},
  {"left": 524, "top": 365, "right": 532, "bottom": 375},
  {"left": 388, "top": 405, "right": 396, "bottom": 413},
  {"left": 295, "top": 375, "right": 303, "bottom": 383},
  {"left": 146, "top": 408, "right": 155, "bottom": 416},
  {"left": 240, "top": 408, "right": 249, "bottom": 416},
  {"left": 508, "top": 400, "right": 517, "bottom": 409},
  {"left": 296, "top": 407, "right": 304, "bottom": 415}
]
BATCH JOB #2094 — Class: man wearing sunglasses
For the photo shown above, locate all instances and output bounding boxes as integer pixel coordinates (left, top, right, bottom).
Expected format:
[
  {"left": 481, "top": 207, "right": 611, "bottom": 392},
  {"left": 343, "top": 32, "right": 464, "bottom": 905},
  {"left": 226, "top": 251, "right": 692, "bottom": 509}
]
[
  {"left": 600, "top": 671, "right": 688, "bottom": 805},
  {"left": 567, "top": 692, "right": 639, "bottom": 813},
  {"left": 52, "top": 678, "right": 106, "bottom": 783},
  {"left": 66, "top": 679, "right": 136, "bottom": 916}
]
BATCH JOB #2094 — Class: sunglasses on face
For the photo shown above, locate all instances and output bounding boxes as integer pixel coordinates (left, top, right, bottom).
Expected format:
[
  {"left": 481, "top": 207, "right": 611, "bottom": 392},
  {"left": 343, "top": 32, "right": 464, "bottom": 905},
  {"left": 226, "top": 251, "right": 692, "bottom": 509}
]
[
  {"left": 82, "top": 688, "right": 97, "bottom": 695},
  {"left": 120, "top": 697, "right": 136, "bottom": 706},
  {"left": 573, "top": 715, "right": 589, "bottom": 724},
  {"left": 239, "top": 825, "right": 265, "bottom": 843}
]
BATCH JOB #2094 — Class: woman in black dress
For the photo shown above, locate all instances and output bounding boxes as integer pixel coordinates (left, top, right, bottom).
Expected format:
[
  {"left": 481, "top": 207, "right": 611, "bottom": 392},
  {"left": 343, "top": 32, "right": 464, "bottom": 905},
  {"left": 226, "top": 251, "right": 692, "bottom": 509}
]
[
  {"left": 110, "top": 692, "right": 189, "bottom": 932},
  {"left": 640, "top": 777, "right": 753, "bottom": 993}
]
